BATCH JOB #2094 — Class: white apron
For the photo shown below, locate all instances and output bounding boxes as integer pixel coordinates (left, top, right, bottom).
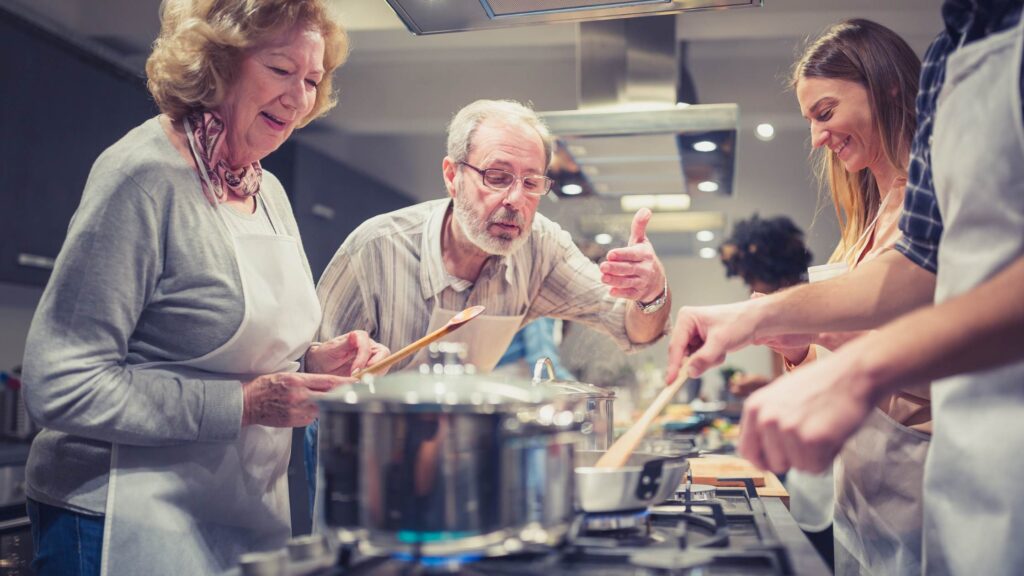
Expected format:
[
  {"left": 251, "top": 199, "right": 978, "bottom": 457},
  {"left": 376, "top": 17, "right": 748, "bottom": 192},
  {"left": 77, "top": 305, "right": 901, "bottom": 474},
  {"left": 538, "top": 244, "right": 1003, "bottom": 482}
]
[
  {"left": 924, "top": 13, "right": 1024, "bottom": 576},
  {"left": 100, "top": 194, "right": 321, "bottom": 571}
]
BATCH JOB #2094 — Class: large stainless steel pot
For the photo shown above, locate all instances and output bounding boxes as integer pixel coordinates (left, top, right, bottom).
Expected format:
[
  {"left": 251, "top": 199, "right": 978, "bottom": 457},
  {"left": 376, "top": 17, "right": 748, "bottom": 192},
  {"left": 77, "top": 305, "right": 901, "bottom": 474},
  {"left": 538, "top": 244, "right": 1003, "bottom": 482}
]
[
  {"left": 532, "top": 358, "right": 614, "bottom": 450},
  {"left": 317, "top": 367, "right": 580, "bottom": 558},
  {"left": 574, "top": 450, "right": 689, "bottom": 513}
]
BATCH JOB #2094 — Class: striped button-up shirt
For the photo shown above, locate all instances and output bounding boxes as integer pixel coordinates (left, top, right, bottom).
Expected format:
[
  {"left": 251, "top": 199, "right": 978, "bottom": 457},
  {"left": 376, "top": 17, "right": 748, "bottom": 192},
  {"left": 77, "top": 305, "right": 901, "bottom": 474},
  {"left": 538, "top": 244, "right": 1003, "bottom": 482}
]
[{"left": 316, "top": 199, "right": 644, "bottom": 372}]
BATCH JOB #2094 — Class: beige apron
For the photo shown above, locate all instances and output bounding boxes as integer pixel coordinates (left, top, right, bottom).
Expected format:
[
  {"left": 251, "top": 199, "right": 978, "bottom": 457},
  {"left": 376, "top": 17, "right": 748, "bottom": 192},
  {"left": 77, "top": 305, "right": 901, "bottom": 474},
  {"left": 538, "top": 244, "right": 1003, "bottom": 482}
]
[
  {"left": 827, "top": 194, "right": 931, "bottom": 575},
  {"left": 924, "top": 14, "right": 1024, "bottom": 575},
  {"left": 101, "top": 128, "right": 321, "bottom": 574},
  {"left": 412, "top": 305, "right": 525, "bottom": 373}
]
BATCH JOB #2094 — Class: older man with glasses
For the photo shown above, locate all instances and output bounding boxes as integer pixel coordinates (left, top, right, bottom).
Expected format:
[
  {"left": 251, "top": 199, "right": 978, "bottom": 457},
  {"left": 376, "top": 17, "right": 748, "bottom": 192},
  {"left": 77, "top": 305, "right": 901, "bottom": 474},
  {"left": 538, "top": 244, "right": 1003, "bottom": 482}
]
[{"left": 305, "top": 99, "right": 671, "bottom": 517}]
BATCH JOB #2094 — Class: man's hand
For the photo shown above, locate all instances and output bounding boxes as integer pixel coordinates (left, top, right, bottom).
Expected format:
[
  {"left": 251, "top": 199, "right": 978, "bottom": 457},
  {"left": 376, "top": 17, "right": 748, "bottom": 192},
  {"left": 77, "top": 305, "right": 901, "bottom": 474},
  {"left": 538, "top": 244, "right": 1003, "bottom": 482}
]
[
  {"left": 665, "top": 301, "right": 758, "bottom": 384},
  {"left": 305, "top": 331, "right": 391, "bottom": 377},
  {"left": 600, "top": 209, "right": 666, "bottom": 303},
  {"left": 738, "top": 349, "right": 874, "bottom": 474}
]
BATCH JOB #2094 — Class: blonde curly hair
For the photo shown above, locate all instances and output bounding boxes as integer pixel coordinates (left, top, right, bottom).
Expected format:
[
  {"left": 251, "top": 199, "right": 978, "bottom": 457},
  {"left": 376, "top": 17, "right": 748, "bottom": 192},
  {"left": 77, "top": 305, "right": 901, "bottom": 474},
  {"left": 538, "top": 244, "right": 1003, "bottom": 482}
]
[{"left": 146, "top": 0, "right": 348, "bottom": 127}]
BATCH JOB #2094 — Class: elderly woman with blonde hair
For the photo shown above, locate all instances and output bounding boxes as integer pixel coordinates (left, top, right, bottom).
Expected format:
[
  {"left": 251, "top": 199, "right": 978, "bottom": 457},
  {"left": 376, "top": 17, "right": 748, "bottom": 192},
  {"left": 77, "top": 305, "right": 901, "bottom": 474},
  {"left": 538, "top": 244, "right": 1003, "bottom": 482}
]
[{"left": 21, "top": 1, "right": 387, "bottom": 574}]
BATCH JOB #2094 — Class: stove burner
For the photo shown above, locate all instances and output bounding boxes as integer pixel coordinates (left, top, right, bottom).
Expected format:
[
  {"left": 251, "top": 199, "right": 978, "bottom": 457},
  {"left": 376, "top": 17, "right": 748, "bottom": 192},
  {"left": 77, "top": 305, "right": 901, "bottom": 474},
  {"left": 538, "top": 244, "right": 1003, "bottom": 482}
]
[
  {"left": 674, "top": 483, "right": 717, "bottom": 502},
  {"left": 581, "top": 509, "right": 649, "bottom": 532}
]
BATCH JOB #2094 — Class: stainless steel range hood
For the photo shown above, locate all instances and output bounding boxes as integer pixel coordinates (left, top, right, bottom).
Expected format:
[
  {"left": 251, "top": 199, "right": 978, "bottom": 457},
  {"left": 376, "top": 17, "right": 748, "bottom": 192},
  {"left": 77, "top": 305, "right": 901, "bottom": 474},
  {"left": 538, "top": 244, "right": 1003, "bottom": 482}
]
[
  {"left": 384, "top": 0, "right": 761, "bottom": 36},
  {"left": 536, "top": 14, "right": 741, "bottom": 253},
  {"left": 540, "top": 15, "right": 738, "bottom": 202}
]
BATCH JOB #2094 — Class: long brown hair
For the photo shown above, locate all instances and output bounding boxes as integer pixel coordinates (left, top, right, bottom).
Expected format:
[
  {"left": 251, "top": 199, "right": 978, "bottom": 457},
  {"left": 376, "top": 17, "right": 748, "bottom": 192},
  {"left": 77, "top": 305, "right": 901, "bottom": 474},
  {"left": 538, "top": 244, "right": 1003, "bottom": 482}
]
[{"left": 792, "top": 19, "right": 919, "bottom": 264}]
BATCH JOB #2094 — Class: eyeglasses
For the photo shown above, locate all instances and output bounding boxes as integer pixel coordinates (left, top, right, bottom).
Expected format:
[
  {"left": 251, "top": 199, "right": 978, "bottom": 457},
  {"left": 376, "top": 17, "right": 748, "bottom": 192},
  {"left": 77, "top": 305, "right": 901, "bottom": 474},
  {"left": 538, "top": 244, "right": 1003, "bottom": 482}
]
[{"left": 459, "top": 161, "right": 553, "bottom": 197}]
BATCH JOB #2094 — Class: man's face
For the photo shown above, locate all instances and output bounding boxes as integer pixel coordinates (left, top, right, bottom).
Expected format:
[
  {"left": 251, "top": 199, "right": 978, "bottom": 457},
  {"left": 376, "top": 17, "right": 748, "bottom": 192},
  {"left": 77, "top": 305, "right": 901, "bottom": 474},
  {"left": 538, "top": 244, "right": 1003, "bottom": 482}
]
[{"left": 443, "top": 118, "right": 547, "bottom": 256}]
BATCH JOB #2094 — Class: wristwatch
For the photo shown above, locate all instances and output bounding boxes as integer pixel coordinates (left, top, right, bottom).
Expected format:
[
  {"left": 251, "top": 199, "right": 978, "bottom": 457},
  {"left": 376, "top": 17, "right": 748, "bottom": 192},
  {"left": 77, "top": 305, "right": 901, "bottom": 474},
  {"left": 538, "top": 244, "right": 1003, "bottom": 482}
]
[{"left": 635, "top": 278, "right": 668, "bottom": 314}]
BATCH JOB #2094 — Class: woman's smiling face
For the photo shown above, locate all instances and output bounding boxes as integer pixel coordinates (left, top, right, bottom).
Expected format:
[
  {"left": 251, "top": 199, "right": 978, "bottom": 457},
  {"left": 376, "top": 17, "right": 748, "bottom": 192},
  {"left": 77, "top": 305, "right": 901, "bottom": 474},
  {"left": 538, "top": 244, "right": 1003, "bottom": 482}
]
[
  {"left": 796, "top": 76, "right": 882, "bottom": 174},
  {"left": 215, "top": 27, "right": 325, "bottom": 167}
]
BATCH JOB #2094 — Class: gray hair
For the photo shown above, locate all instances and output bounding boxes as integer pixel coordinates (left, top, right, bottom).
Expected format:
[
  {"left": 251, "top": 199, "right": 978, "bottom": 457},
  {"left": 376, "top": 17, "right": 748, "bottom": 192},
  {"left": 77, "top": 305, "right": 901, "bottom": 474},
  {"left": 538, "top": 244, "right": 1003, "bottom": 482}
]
[{"left": 446, "top": 99, "right": 553, "bottom": 169}]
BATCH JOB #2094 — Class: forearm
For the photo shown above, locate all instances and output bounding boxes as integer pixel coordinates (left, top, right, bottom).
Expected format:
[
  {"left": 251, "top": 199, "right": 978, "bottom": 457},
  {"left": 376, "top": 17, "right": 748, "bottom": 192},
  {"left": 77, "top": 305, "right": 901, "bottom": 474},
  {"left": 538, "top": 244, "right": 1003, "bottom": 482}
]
[
  {"left": 853, "top": 255, "right": 1024, "bottom": 398},
  {"left": 754, "top": 251, "right": 936, "bottom": 338},
  {"left": 625, "top": 290, "right": 672, "bottom": 344}
]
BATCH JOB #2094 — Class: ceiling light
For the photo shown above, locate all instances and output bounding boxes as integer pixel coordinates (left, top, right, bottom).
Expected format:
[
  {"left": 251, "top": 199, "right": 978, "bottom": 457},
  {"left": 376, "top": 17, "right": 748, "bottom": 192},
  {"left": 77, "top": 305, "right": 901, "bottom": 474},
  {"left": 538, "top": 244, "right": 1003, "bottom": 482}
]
[
  {"left": 699, "top": 247, "right": 717, "bottom": 259},
  {"left": 675, "top": 102, "right": 691, "bottom": 108},
  {"left": 755, "top": 123, "right": 775, "bottom": 141},
  {"left": 696, "top": 230, "right": 715, "bottom": 242},
  {"left": 697, "top": 181, "right": 719, "bottom": 193},
  {"left": 692, "top": 140, "right": 716, "bottom": 152},
  {"left": 594, "top": 233, "right": 613, "bottom": 245},
  {"left": 561, "top": 183, "right": 583, "bottom": 196},
  {"left": 620, "top": 194, "right": 691, "bottom": 212}
]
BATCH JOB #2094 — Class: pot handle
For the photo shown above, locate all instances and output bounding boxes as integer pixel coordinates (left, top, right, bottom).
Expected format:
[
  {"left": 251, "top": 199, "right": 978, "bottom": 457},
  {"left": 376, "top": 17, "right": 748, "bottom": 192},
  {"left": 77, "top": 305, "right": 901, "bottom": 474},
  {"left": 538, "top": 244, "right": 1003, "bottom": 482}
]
[
  {"left": 635, "top": 458, "right": 665, "bottom": 500},
  {"left": 532, "top": 357, "right": 556, "bottom": 384}
]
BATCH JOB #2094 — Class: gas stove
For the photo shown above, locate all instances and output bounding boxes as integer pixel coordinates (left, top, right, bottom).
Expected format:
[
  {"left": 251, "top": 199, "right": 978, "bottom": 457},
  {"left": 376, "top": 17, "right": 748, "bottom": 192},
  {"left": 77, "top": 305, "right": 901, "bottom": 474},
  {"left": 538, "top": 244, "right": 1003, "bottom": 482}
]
[{"left": 234, "top": 479, "right": 828, "bottom": 576}]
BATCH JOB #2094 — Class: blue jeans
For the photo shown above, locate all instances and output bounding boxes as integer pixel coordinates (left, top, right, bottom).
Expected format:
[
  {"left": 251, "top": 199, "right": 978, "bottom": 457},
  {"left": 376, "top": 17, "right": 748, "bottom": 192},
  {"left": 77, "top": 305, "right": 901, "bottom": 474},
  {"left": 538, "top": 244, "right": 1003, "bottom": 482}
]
[
  {"left": 304, "top": 419, "right": 319, "bottom": 515},
  {"left": 27, "top": 498, "right": 104, "bottom": 576}
]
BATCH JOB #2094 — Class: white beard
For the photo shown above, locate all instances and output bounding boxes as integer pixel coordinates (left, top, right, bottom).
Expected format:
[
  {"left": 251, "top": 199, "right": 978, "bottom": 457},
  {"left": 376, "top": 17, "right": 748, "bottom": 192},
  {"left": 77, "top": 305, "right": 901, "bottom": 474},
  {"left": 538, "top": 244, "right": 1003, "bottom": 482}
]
[{"left": 452, "top": 191, "right": 529, "bottom": 257}]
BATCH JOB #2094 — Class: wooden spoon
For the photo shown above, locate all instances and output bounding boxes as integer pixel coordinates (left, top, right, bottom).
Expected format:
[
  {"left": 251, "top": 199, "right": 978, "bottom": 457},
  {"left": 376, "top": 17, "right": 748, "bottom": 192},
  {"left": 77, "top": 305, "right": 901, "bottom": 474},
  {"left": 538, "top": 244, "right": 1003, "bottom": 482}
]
[
  {"left": 593, "top": 363, "right": 689, "bottom": 469},
  {"left": 351, "top": 305, "right": 486, "bottom": 379}
]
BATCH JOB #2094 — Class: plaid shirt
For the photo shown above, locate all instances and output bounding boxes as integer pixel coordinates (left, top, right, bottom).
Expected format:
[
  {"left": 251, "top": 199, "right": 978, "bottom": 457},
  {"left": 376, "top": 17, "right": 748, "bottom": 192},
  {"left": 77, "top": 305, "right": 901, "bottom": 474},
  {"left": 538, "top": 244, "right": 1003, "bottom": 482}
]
[{"left": 896, "top": 0, "right": 1023, "bottom": 273}]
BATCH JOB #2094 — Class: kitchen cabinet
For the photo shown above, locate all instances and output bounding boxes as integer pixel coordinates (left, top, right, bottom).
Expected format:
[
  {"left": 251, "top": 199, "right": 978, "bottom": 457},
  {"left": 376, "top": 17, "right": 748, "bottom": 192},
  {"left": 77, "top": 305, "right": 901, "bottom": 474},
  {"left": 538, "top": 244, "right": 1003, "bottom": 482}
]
[
  {"left": 0, "top": 6, "right": 158, "bottom": 287},
  {"left": 264, "top": 142, "right": 412, "bottom": 280}
]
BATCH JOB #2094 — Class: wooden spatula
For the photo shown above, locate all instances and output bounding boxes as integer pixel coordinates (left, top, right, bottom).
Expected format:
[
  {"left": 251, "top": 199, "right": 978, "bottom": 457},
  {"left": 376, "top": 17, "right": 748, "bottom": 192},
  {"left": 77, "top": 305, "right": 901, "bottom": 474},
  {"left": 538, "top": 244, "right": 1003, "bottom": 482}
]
[
  {"left": 594, "top": 363, "right": 689, "bottom": 469},
  {"left": 351, "top": 305, "right": 486, "bottom": 379}
]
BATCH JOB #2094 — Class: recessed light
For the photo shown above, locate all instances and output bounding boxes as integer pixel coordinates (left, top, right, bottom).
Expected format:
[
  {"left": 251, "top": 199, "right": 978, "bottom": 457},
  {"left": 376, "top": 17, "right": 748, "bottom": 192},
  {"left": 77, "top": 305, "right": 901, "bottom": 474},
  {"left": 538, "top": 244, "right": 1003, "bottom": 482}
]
[
  {"left": 699, "top": 247, "right": 717, "bottom": 259},
  {"left": 561, "top": 183, "right": 583, "bottom": 196},
  {"left": 697, "top": 181, "right": 719, "bottom": 193},
  {"left": 755, "top": 123, "right": 775, "bottom": 141},
  {"left": 693, "top": 140, "right": 716, "bottom": 152},
  {"left": 620, "top": 194, "right": 691, "bottom": 212},
  {"left": 595, "top": 233, "right": 613, "bottom": 245},
  {"left": 696, "top": 230, "right": 715, "bottom": 242}
]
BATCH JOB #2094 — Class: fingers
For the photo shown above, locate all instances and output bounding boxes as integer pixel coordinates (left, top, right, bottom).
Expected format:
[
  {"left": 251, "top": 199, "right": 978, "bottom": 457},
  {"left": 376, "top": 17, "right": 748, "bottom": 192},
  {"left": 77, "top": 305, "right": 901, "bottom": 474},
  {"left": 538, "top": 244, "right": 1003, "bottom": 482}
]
[
  {"left": 666, "top": 309, "right": 700, "bottom": 384},
  {"left": 308, "top": 374, "right": 353, "bottom": 391},
  {"left": 346, "top": 331, "right": 374, "bottom": 373},
  {"left": 629, "top": 208, "right": 652, "bottom": 246},
  {"left": 604, "top": 245, "right": 651, "bottom": 263},
  {"left": 738, "top": 401, "right": 767, "bottom": 470}
]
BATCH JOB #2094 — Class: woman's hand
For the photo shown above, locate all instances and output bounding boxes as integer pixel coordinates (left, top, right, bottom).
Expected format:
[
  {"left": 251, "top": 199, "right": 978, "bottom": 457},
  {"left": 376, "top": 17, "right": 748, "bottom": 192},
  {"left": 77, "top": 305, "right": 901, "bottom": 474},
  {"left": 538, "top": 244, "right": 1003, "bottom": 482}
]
[
  {"left": 305, "top": 331, "right": 391, "bottom": 377},
  {"left": 241, "top": 373, "right": 351, "bottom": 428}
]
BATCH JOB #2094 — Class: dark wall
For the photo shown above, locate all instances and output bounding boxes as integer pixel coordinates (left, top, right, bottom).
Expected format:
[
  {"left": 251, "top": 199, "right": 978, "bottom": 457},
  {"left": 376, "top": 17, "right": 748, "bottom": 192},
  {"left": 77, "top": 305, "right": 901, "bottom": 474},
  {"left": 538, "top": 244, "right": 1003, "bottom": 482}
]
[
  {"left": 268, "top": 143, "right": 412, "bottom": 280},
  {"left": 0, "top": 6, "right": 158, "bottom": 285}
]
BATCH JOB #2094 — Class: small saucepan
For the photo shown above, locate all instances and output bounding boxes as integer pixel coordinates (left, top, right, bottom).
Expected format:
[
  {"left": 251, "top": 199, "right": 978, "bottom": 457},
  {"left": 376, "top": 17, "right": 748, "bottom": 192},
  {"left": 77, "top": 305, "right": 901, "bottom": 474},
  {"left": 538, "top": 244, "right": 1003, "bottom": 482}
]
[{"left": 574, "top": 450, "right": 690, "bottom": 513}]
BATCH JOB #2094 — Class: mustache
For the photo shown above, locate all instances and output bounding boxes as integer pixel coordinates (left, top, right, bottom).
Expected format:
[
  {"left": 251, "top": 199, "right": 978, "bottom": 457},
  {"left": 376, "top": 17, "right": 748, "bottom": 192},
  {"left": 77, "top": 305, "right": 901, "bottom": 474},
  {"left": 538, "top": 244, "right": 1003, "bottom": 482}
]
[{"left": 489, "top": 207, "right": 524, "bottom": 227}]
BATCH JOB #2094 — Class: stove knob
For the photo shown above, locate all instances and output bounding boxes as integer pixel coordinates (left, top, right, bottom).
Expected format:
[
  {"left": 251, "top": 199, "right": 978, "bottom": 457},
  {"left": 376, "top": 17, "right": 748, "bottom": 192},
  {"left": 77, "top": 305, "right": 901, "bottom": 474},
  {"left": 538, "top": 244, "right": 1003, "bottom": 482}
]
[
  {"left": 239, "top": 550, "right": 286, "bottom": 576},
  {"left": 287, "top": 534, "right": 328, "bottom": 562}
]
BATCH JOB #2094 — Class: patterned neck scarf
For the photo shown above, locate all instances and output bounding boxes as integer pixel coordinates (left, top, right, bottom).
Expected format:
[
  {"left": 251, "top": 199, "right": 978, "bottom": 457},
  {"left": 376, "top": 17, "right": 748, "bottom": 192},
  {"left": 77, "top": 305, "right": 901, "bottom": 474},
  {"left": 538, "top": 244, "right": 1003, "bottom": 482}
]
[{"left": 184, "top": 110, "right": 263, "bottom": 206}]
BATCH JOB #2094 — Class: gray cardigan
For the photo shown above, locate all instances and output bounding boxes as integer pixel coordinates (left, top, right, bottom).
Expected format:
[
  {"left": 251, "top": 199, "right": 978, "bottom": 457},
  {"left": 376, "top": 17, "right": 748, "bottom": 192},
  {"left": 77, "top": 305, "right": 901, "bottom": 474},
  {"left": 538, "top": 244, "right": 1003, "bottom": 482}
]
[{"left": 22, "top": 116, "right": 312, "bottom": 515}]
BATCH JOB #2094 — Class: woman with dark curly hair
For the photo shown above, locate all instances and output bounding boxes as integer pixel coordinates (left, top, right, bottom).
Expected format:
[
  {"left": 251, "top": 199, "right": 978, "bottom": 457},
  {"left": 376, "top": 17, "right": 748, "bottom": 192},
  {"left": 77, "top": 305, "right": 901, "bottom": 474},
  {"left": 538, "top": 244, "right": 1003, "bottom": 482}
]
[
  {"left": 719, "top": 214, "right": 812, "bottom": 295},
  {"left": 21, "top": 1, "right": 388, "bottom": 574}
]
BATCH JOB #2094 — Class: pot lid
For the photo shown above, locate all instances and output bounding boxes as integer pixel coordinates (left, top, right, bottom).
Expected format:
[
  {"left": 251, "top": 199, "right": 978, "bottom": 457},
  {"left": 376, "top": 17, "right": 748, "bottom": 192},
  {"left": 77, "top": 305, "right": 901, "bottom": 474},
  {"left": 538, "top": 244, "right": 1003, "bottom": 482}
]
[
  {"left": 319, "top": 371, "right": 562, "bottom": 414},
  {"left": 543, "top": 380, "right": 615, "bottom": 399}
]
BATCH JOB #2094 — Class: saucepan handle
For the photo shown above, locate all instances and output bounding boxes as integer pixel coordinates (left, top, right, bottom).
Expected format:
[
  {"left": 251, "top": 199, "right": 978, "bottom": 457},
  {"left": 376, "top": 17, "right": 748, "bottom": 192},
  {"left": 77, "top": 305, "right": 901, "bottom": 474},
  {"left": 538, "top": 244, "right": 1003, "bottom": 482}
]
[
  {"left": 636, "top": 458, "right": 665, "bottom": 500},
  {"left": 532, "top": 357, "right": 556, "bottom": 384}
]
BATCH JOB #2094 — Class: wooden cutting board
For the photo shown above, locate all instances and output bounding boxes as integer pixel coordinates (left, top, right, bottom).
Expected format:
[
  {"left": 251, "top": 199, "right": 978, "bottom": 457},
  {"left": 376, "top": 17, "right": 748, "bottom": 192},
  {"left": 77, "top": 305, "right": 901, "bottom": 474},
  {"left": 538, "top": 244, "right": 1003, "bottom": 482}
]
[
  {"left": 688, "top": 454, "right": 788, "bottom": 502},
  {"left": 690, "top": 454, "right": 765, "bottom": 486}
]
